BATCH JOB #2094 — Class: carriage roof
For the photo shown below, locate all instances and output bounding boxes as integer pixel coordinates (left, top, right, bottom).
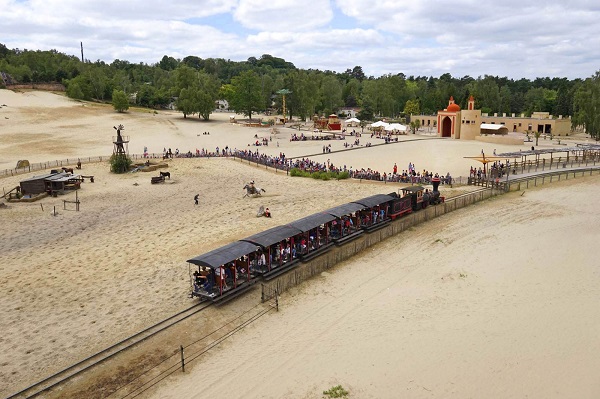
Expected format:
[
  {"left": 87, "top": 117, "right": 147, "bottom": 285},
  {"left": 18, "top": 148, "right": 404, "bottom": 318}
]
[
  {"left": 241, "top": 225, "right": 303, "bottom": 248},
  {"left": 400, "top": 186, "right": 424, "bottom": 193},
  {"left": 324, "top": 202, "right": 366, "bottom": 218},
  {"left": 187, "top": 240, "right": 259, "bottom": 269},
  {"left": 352, "top": 194, "right": 395, "bottom": 208},
  {"left": 287, "top": 212, "right": 336, "bottom": 233}
]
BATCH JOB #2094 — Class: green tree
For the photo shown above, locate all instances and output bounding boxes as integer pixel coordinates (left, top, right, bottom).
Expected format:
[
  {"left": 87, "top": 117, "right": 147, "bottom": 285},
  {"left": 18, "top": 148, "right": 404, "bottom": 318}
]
[
  {"left": 319, "top": 75, "right": 343, "bottom": 116},
  {"left": 409, "top": 119, "right": 421, "bottom": 134},
  {"left": 196, "top": 71, "right": 220, "bottom": 120},
  {"left": 573, "top": 71, "right": 600, "bottom": 140},
  {"left": 158, "top": 55, "right": 179, "bottom": 71},
  {"left": 110, "top": 153, "right": 132, "bottom": 173},
  {"left": 112, "top": 89, "right": 129, "bottom": 112},
  {"left": 403, "top": 99, "right": 420, "bottom": 116},
  {"left": 524, "top": 87, "right": 546, "bottom": 115},
  {"left": 226, "top": 70, "right": 263, "bottom": 119},
  {"left": 357, "top": 105, "right": 374, "bottom": 121},
  {"left": 66, "top": 82, "right": 85, "bottom": 100},
  {"left": 499, "top": 85, "right": 511, "bottom": 115},
  {"left": 176, "top": 87, "right": 200, "bottom": 118}
]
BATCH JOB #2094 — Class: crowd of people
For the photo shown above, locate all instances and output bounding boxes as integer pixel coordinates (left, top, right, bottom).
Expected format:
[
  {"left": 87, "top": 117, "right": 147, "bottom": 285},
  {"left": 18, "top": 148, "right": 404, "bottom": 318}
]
[
  {"left": 231, "top": 149, "right": 454, "bottom": 185},
  {"left": 148, "top": 132, "right": 455, "bottom": 185}
]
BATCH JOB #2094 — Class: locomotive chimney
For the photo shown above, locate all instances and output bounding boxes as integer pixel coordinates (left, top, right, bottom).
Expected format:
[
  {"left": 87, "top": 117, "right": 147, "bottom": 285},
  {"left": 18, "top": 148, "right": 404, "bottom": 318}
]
[{"left": 432, "top": 177, "right": 441, "bottom": 192}]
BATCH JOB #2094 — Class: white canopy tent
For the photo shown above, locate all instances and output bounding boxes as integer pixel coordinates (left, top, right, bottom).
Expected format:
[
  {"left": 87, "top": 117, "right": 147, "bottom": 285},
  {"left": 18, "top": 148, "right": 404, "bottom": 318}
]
[
  {"left": 345, "top": 117, "right": 360, "bottom": 124},
  {"left": 371, "top": 121, "right": 389, "bottom": 128},
  {"left": 384, "top": 123, "right": 407, "bottom": 132}
]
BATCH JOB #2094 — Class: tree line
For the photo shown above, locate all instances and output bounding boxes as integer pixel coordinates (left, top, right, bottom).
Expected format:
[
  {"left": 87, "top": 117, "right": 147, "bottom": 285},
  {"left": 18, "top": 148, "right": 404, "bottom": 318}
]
[{"left": 0, "top": 43, "right": 598, "bottom": 139}]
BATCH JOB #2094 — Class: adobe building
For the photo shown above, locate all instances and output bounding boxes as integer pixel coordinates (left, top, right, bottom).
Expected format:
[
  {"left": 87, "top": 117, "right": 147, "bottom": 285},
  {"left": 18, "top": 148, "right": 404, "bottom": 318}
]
[{"left": 415, "top": 96, "right": 572, "bottom": 143}]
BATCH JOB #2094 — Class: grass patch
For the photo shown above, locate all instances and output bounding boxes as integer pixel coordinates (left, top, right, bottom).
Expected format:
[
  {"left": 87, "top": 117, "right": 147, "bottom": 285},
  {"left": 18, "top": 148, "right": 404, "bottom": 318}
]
[
  {"left": 323, "top": 385, "right": 349, "bottom": 398},
  {"left": 290, "top": 168, "right": 350, "bottom": 181}
]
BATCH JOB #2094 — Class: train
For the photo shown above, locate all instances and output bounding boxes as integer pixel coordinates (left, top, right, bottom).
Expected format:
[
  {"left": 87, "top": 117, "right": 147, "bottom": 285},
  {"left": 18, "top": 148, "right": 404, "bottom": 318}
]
[{"left": 187, "top": 178, "right": 444, "bottom": 302}]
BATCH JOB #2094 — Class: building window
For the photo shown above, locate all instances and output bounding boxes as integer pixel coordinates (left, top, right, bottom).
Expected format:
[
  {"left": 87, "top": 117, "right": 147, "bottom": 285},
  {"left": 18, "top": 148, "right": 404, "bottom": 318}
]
[{"left": 518, "top": 123, "right": 522, "bottom": 127}]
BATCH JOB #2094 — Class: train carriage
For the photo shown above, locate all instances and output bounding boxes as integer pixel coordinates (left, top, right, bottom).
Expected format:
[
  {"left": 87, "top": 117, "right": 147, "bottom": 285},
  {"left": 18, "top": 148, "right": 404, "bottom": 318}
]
[
  {"left": 323, "top": 202, "right": 366, "bottom": 244},
  {"left": 351, "top": 194, "right": 395, "bottom": 231},
  {"left": 286, "top": 212, "right": 337, "bottom": 262},
  {"left": 241, "top": 225, "right": 304, "bottom": 280},
  {"left": 187, "top": 240, "right": 259, "bottom": 300}
]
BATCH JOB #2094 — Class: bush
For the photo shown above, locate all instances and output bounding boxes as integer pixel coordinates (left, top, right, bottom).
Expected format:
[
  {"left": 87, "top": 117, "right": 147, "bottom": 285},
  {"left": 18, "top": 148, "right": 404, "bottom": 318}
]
[
  {"left": 110, "top": 153, "right": 132, "bottom": 173},
  {"left": 323, "top": 385, "right": 349, "bottom": 398},
  {"left": 112, "top": 89, "right": 130, "bottom": 112},
  {"left": 289, "top": 168, "right": 350, "bottom": 181}
]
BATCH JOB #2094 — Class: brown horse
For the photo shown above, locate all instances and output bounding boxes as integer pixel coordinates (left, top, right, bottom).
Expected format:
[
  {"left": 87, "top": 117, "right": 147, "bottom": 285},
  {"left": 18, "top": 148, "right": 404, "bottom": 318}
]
[
  {"left": 159, "top": 171, "right": 171, "bottom": 179},
  {"left": 62, "top": 167, "right": 74, "bottom": 174}
]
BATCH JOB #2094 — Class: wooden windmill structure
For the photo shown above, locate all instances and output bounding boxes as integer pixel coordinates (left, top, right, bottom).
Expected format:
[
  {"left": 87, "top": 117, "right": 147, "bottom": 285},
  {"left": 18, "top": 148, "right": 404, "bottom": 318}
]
[{"left": 112, "top": 124, "right": 130, "bottom": 156}]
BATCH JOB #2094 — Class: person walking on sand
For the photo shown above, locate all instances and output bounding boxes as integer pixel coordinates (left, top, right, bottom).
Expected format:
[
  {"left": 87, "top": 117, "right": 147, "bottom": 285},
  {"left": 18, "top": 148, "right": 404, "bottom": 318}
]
[{"left": 194, "top": 194, "right": 199, "bottom": 205}]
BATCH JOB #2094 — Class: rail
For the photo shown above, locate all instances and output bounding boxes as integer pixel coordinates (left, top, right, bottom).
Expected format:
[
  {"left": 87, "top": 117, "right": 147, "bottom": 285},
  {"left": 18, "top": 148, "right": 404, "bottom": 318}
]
[{"left": 5, "top": 301, "right": 211, "bottom": 399}]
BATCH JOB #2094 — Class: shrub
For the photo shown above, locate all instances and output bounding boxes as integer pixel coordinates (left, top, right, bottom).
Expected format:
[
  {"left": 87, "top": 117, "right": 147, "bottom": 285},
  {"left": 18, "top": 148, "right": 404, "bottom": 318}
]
[
  {"left": 323, "top": 385, "right": 349, "bottom": 398},
  {"left": 289, "top": 168, "right": 349, "bottom": 181},
  {"left": 110, "top": 153, "right": 132, "bottom": 174},
  {"left": 112, "top": 89, "right": 130, "bottom": 112}
]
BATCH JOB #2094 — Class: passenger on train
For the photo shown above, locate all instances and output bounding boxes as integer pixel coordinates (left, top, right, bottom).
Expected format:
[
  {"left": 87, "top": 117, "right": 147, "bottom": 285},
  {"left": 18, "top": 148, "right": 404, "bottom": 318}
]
[
  {"left": 258, "top": 252, "right": 266, "bottom": 269},
  {"left": 215, "top": 265, "right": 228, "bottom": 289},
  {"left": 193, "top": 271, "right": 202, "bottom": 291}
]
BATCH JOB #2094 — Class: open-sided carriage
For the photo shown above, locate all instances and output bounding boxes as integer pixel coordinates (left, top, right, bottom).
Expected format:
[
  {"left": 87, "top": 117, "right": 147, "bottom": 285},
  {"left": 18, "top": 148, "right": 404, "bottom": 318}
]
[
  {"left": 240, "top": 225, "right": 304, "bottom": 280},
  {"left": 187, "top": 241, "right": 258, "bottom": 302}
]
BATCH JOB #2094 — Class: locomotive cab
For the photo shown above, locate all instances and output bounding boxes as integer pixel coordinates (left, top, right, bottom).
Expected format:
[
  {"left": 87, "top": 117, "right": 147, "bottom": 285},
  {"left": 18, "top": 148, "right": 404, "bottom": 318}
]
[{"left": 400, "top": 186, "right": 426, "bottom": 211}]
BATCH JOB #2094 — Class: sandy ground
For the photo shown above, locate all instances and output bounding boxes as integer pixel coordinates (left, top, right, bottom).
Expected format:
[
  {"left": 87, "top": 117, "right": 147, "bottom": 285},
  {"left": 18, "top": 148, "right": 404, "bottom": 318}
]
[{"left": 0, "top": 89, "right": 599, "bottom": 399}]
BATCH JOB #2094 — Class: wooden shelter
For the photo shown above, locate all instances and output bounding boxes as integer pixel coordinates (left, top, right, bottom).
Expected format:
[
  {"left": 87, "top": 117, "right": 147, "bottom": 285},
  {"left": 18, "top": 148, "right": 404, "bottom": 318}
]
[
  {"left": 20, "top": 172, "right": 81, "bottom": 195},
  {"left": 314, "top": 114, "right": 342, "bottom": 131}
]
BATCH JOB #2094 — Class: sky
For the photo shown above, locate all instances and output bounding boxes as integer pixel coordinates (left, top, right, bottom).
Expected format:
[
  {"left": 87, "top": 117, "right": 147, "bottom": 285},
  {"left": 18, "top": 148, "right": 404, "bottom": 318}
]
[{"left": 2, "top": 0, "right": 600, "bottom": 80}]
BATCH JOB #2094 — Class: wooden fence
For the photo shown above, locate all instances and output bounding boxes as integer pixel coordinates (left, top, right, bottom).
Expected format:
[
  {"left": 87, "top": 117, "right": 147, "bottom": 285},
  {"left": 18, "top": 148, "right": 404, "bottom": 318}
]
[{"left": 504, "top": 166, "right": 600, "bottom": 192}]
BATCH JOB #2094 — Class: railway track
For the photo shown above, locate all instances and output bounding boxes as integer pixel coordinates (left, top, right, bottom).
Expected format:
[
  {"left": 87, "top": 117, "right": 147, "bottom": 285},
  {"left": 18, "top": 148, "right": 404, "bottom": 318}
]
[{"left": 5, "top": 301, "right": 212, "bottom": 399}]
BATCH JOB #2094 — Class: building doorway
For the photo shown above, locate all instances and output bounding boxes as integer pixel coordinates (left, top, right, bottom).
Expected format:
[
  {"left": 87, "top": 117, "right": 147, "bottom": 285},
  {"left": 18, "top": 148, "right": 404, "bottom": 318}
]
[{"left": 441, "top": 116, "right": 452, "bottom": 137}]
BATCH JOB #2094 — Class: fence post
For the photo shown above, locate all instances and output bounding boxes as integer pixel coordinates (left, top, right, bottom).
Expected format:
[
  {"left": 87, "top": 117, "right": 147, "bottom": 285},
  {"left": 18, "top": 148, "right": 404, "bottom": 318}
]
[
  {"left": 180, "top": 345, "right": 185, "bottom": 372},
  {"left": 275, "top": 289, "right": 279, "bottom": 311}
]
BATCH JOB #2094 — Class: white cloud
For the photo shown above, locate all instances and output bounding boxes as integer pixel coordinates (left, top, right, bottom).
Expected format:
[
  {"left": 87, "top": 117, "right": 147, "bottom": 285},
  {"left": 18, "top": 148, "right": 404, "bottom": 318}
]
[
  {"left": 1, "top": 0, "right": 600, "bottom": 78},
  {"left": 233, "top": 0, "right": 333, "bottom": 31}
]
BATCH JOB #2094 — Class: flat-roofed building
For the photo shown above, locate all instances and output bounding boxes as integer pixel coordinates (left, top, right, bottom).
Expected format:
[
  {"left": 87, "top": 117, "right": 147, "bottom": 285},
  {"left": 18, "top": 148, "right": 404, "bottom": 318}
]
[{"left": 413, "top": 96, "right": 572, "bottom": 139}]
